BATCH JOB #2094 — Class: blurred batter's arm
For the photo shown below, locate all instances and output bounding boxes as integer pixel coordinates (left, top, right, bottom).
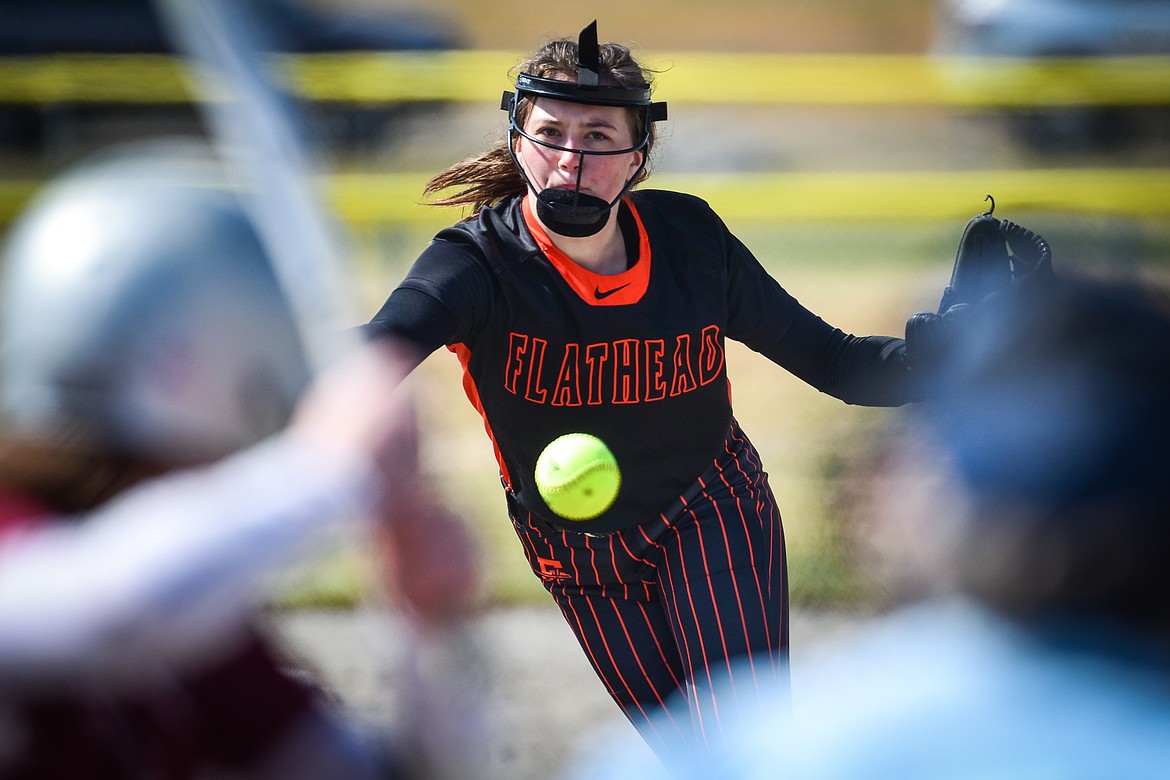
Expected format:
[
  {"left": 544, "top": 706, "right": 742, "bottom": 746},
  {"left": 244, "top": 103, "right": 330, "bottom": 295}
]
[{"left": 0, "top": 343, "right": 416, "bottom": 688}]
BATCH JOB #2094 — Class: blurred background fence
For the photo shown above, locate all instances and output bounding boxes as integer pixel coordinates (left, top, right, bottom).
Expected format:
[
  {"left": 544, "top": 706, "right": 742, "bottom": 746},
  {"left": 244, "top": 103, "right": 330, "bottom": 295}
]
[{"left": 2, "top": 51, "right": 1169, "bottom": 226}]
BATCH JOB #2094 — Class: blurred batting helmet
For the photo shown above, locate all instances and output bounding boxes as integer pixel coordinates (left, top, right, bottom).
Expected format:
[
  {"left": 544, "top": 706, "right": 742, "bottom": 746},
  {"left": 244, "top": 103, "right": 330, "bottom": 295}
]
[
  {"left": 0, "top": 140, "right": 310, "bottom": 465},
  {"left": 924, "top": 275, "right": 1170, "bottom": 508},
  {"left": 917, "top": 273, "right": 1170, "bottom": 625}
]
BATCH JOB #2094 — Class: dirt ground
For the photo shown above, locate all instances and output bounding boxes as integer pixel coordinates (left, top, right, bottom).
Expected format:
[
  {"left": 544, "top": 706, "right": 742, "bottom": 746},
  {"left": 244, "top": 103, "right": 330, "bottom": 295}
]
[{"left": 272, "top": 606, "right": 870, "bottom": 780}]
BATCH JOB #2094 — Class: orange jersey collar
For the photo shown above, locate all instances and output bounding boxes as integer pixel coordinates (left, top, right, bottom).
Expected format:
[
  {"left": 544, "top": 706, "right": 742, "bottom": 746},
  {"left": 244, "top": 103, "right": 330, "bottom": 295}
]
[{"left": 522, "top": 194, "right": 651, "bottom": 307}]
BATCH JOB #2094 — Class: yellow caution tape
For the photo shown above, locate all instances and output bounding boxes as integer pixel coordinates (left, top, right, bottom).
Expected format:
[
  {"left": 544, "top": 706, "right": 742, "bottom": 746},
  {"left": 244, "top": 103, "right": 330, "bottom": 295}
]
[
  {"left": 3, "top": 168, "right": 1165, "bottom": 227},
  {"left": 1, "top": 52, "right": 1168, "bottom": 106}
]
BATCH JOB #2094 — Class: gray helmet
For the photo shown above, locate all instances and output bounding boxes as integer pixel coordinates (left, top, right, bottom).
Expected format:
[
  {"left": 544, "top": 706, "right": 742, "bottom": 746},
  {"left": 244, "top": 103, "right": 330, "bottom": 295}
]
[{"left": 0, "top": 141, "right": 310, "bottom": 465}]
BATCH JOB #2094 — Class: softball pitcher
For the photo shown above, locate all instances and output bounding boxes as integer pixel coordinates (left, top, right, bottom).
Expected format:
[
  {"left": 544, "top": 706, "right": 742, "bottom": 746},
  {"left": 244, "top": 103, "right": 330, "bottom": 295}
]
[{"left": 366, "top": 21, "right": 923, "bottom": 759}]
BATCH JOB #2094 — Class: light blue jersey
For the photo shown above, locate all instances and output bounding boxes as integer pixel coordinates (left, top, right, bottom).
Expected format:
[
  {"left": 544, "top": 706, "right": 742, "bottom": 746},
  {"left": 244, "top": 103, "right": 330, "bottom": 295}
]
[{"left": 570, "top": 599, "right": 1170, "bottom": 779}]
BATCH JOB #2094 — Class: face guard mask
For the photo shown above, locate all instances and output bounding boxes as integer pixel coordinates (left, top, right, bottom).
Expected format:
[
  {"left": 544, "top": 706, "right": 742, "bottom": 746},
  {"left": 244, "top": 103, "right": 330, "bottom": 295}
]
[{"left": 501, "top": 21, "right": 668, "bottom": 238}]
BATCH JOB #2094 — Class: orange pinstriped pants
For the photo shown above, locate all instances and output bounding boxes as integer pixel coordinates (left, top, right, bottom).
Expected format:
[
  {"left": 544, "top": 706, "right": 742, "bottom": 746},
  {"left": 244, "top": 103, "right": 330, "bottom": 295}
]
[{"left": 510, "top": 420, "right": 789, "bottom": 758}]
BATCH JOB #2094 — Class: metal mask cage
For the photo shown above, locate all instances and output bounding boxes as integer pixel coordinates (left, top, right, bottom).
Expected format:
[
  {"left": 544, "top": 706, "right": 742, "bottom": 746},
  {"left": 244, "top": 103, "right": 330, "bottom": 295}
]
[{"left": 500, "top": 86, "right": 660, "bottom": 158}]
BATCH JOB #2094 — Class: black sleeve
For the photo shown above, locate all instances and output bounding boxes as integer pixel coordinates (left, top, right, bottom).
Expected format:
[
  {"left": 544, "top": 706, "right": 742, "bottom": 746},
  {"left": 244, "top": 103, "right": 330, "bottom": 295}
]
[
  {"left": 720, "top": 217, "right": 922, "bottom": 407},
  {"left": 363, "top": 236, "right": 495, "bottom": 356},
  {"left": 364, "top": 286, "right": 457, "bottom": 356},
  {"left": 770, "top": 310, "right": 921, "bottom": 406}
]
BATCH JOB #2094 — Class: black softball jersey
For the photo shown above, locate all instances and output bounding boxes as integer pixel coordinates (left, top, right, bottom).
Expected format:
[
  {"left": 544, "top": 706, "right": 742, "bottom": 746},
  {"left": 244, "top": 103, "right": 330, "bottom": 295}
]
[{"left": 368, "top": 190, "right": 918, "bottom": 534}]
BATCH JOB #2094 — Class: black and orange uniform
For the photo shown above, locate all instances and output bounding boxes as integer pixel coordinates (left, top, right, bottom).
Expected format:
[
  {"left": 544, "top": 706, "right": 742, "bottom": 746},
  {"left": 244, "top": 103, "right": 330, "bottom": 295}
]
[{"left": 368, "top": 189, "right": 917, "bottom": 754}]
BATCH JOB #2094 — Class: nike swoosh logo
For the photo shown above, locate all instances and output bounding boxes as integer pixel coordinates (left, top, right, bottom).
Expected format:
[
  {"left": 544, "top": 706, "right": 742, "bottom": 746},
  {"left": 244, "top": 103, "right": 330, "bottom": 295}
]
[{"left": 594, "top": 283, "right": 631, "bottom": 300}]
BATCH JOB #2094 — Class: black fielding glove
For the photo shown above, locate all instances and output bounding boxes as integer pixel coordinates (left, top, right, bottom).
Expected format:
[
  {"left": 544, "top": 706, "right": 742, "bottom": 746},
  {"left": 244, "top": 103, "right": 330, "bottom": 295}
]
[{"left": 906, "top": 197, "right": 1055, "bottom": 374}]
